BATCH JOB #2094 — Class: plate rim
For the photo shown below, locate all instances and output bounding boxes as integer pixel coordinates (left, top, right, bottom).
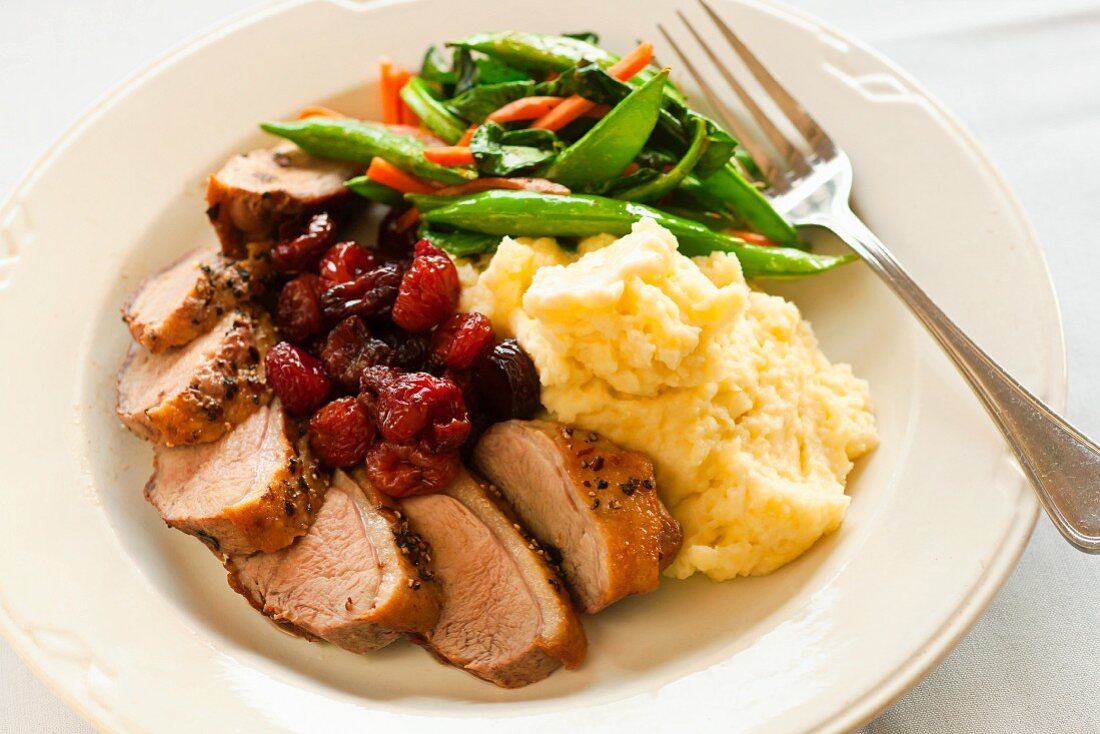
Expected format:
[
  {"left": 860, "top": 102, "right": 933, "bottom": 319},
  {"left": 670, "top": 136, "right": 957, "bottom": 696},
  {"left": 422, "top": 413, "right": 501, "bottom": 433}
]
[{"left": 0, "top": 0, "right": 1065, "bottom": 731}]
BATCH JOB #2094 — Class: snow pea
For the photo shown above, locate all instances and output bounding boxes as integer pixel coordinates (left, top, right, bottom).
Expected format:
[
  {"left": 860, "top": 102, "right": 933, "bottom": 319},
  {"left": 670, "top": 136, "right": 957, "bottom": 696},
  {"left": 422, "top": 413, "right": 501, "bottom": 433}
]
[
  {"left": 398, "top": 77, "right": 467, "bottom": 143},
  {"left": 259, "top": 118, "right": 475, "bottom": 184},
  {"left": 448, "top": 31, "right": 687, "bottom": 104},
  {"left": 344, "top": 176, "right": 405, "bottom": 206},
  {"left": 697, "top": 164, "right": 802, "bottom": 248},
  {"left": 614, "top": 117, "right": 708, "bottom": 203},
  {"left": 419, "top": 190, "right": 854, "bottom": 278},
  {"left": 542, "top": 70, "right": 668, "bottom": 191}
]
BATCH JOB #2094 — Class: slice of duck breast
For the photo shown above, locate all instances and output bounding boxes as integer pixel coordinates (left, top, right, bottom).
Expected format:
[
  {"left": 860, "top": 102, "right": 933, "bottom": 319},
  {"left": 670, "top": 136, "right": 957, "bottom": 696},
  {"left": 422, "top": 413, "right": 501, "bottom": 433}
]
[
  {"left": 206, "top": 142, "right": 359, "bottom": 257},
  {"left": 122, "top": 243, "right": 272, "bottom": 353},
  {"left": 145, "top": 400, "right": 325, "bottom": 555},
  {"left": 225, "top": 469, "right": 439, "bottom": 653},
  {"left": 473, "top": 421, "right": 683, "bottom": 614},
  {"left": 116, "top": 308, "right": 273, "bottom": 445},
  {"left": 401, "top": 469, "right": 586, "bottom": 688}
]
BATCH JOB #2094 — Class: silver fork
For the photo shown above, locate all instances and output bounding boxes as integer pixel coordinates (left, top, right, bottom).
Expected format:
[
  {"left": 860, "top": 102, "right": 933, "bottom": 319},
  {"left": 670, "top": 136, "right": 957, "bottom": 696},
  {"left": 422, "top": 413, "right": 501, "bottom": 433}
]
[{"left": 659, "top": 0, "right": 1100, "bottom": 552}]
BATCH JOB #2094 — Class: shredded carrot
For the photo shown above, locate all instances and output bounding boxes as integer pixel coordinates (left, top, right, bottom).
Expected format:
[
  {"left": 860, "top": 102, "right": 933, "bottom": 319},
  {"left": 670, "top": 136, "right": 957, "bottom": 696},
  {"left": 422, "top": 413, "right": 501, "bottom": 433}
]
[
  {"left": 422, "top": 146, "right": 476, "bottom": 166},
  {"left": 608, "top": 42, "right": 654, "bottom": 81},
  {"left": 457, "top": 125, "right": 478, "bottom": 146},
  {"left": 366, "top": 157, "right": 438, "bottom": 195},
  {"left": 532, "top": 42, "right": 655, "bottom": 131},
  {"left": 545, "top": 71, "right": 560, "bottom": 82},
  {"left": 487, "top": 96, "right": 565, "bottom": 123},
  {"left": 435, "top": 177, "right": 571, "bottom": 196},
  {"left": 297, "top": 105, "right": 347, "bottom": 119},
  {"left": 622, "top": 162, "right": 640, "bottom": 176},
  {"left": 394, "top": 206, "right": 421, "bottom": 233},
  {"left": 730, "top": 229, "right": 779, "bottom": 247}
]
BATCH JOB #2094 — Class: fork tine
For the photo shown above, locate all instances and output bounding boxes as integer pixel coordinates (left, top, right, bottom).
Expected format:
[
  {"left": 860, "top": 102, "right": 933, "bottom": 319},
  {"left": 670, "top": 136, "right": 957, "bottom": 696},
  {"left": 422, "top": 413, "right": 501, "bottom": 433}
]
[
  {"left": 697, "top": 0, "right": 835, "bottom": 159},
  {"left": 675, "top": 10, "right": 810, "bottom": 178},
  {"left": 656, "top": 23, "right": 787, "bottom": 191}
]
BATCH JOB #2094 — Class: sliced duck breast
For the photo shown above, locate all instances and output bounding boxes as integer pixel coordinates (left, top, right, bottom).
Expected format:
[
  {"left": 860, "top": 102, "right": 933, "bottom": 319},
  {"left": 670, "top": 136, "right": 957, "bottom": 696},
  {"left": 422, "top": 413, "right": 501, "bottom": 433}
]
[
  {"left": 473, "top": 421, "right": 683, "bottom": 614},
  {"left": 122, "top": 243, "right": 272, "bottom": 353},
  {"left": 145, "top": 400, "right": 325, "bottom": 555},
  {"left": 206, "top": 142, "right": 359, "bottom": 257},
  {"left": 401, "top": 469, "right": 586, "bottom": 688},
  {"left": 116, "top": 308, "right": 272, "bottom": 446},
  {"left": 226, "top": 469, "right": 439, "bottom": 652}
]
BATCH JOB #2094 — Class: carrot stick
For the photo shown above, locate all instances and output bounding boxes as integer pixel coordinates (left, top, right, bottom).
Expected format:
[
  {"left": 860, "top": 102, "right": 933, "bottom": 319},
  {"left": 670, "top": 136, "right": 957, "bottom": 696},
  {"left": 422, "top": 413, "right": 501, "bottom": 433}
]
[
  {"left": 457, "top": 125, "right": 478, "bottom": 146},
  {"left": 379, "top": 57, "right": 401, "bottom": 125},
  {"left": 608, "top": 41, "right": 654, "bottom": 81},
  {"left": 297, "top": 105, "right": 347, "bottom": 119},
  {"left": 393, "top": 207, "right": 421, "bottom": 233},
  {"left": 622, "top": 162, "right": 640, "bottom": 176},
  {"left": 584, "top": 104, "right": 612, "bottom": 118},
  {"left": 530, "top": 95, "right": 593, "bottom": 131},
  {"left": 422, "top": 146, "right": 476, "bottom": 166},
  {"left": 531, "top": 42, "right": 655, "bottom": 131},
  {"left": 487, "top": 96, "right": 565, "bottom": 123},
  {"left": 366, "top": 157, "right": 438, "bottom": 194},
  {"left": 391, "top": 68, "right": 416, "bottom": 125}
]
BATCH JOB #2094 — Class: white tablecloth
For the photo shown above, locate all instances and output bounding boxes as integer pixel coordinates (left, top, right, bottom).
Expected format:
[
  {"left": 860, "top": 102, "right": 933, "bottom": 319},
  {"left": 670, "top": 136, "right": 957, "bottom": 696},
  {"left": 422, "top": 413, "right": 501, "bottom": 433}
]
[{"left": 2, "top": 0, "right": 1097, "bottom": 730}]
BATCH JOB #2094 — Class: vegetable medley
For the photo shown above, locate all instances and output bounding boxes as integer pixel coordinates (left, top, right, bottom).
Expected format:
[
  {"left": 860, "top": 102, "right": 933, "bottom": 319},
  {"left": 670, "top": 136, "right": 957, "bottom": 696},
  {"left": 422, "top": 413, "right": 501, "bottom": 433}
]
[{"left": 261, "top": 31, "right": 854, "bottom": 278}]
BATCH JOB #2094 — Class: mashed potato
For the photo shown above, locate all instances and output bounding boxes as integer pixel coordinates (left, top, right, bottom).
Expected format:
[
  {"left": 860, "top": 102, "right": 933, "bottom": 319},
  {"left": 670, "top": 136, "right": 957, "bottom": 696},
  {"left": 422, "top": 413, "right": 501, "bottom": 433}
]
[{"left": 461, "top": 219, "right": 878, "bottom": 581}]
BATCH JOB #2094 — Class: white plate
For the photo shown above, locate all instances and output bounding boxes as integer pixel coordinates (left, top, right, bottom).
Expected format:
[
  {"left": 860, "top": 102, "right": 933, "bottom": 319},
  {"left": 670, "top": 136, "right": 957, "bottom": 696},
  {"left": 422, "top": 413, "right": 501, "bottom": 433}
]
[{"left": 0, "top": 0, "right": 1064, "bottom": 732}]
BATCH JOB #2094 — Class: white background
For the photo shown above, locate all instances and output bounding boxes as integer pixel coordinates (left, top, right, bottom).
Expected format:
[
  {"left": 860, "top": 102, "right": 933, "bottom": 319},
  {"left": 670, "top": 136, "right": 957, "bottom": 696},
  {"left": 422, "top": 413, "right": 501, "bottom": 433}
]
[{"left": 1, "top": 0, "right": 1098, "bottom": 731}]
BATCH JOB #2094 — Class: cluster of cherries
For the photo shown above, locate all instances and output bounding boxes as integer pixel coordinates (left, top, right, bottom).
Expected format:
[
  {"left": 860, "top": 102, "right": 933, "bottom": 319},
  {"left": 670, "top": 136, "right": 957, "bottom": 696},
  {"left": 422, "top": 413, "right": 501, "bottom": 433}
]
[{"left": 262, "top": 210, "right": 540, "bottom": 497}]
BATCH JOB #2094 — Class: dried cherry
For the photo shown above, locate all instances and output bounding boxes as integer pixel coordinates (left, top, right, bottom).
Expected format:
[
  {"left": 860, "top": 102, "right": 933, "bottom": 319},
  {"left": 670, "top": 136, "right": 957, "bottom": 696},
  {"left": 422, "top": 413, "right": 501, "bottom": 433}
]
[
  {"left": 431, "top": 312, "right": 494, "bottom": 370},
  {"left": 377, "top": 206, "right": 421, "bottom": 257},
  {"left": 391, "top": 240, "right": 459, "bottom": 332},
  {"left": 275, "top": 273, "right": 324, "bottom": 343},
  {"left": 375, "top": 372, "right": 471, "bottom": 453},
  {"left": 320, "top": 316, "right": 394, "bottom": 392},
  {"left": 271, "top": 212, "right": 337, "bottom": 274},
  {"left": 365, "top": 441, "right": 460, "bottom": 498},
  {"left": 320, "top": 262, "right": 404, "bottom": 321},
  {"left": 264, "top": 341, "right": 332, "bottom": 415},
  {"left": 318, "top": 242, "right": 379, "bottom": 288},
  {"left": 308, "top": 397, "right": 375, "bottom": 467},
  {"left": 472, "top": 339, "right": 540, "bottom": 421}
]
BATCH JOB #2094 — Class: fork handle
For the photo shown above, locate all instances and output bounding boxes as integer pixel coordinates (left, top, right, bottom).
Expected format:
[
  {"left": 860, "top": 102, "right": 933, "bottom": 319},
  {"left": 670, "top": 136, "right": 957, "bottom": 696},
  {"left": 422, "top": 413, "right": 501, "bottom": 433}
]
[{"left": 809, "top": 206, "right": 1100, "bottom": 552}]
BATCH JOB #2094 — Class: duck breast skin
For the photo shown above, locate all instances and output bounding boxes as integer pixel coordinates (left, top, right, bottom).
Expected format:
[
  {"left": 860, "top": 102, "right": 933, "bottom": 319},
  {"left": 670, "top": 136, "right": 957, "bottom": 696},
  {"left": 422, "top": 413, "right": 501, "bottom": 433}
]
[
  {"left": 145, "top": 400, "right": 325, "bottom": 555},
  {"left": 122, "top": 243, "right": 272, "bottom": 353},
  {"left": 116, "top": 308, "right": 273, "bottom": 446},
  {"left": 401, "top": 469, "right": 586, "bottom": 687},
  {"left": 226, "top": 469, "right": 439, "bottom": 652},
  {"left": 473, "top": 420, "right": 683, "bottom": 614},
  {"left": 206, "top": 142, "right": 359, "bottom": 257}
]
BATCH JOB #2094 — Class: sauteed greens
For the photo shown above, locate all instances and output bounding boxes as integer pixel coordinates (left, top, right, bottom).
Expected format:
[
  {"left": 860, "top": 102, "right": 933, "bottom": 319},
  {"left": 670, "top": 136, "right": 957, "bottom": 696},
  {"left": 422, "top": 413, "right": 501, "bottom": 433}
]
[{"left": 261, "top": 31, "right": 854, "bottom": 277}]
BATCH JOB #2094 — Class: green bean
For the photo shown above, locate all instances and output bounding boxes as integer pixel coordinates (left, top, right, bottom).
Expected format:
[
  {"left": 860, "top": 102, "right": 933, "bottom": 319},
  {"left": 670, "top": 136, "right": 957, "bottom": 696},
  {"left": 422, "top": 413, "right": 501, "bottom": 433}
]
[
  {"left": 419, "top": 190, "right": 854, "bottom": 277},
  {"left": 614, "top": 117, "right": 708, "bottom": 202},
  {"left": 543, "top": 70, "right": 668, "bottom": 190},
  {"left": 398, "top": 77, "right": 467, "bottom": 144},
  {"left": 259, "top": 118, "right": 475, "bottom": 184},
  {"left": 344, "top": 176, "right": 405, "bottom": 206}
]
